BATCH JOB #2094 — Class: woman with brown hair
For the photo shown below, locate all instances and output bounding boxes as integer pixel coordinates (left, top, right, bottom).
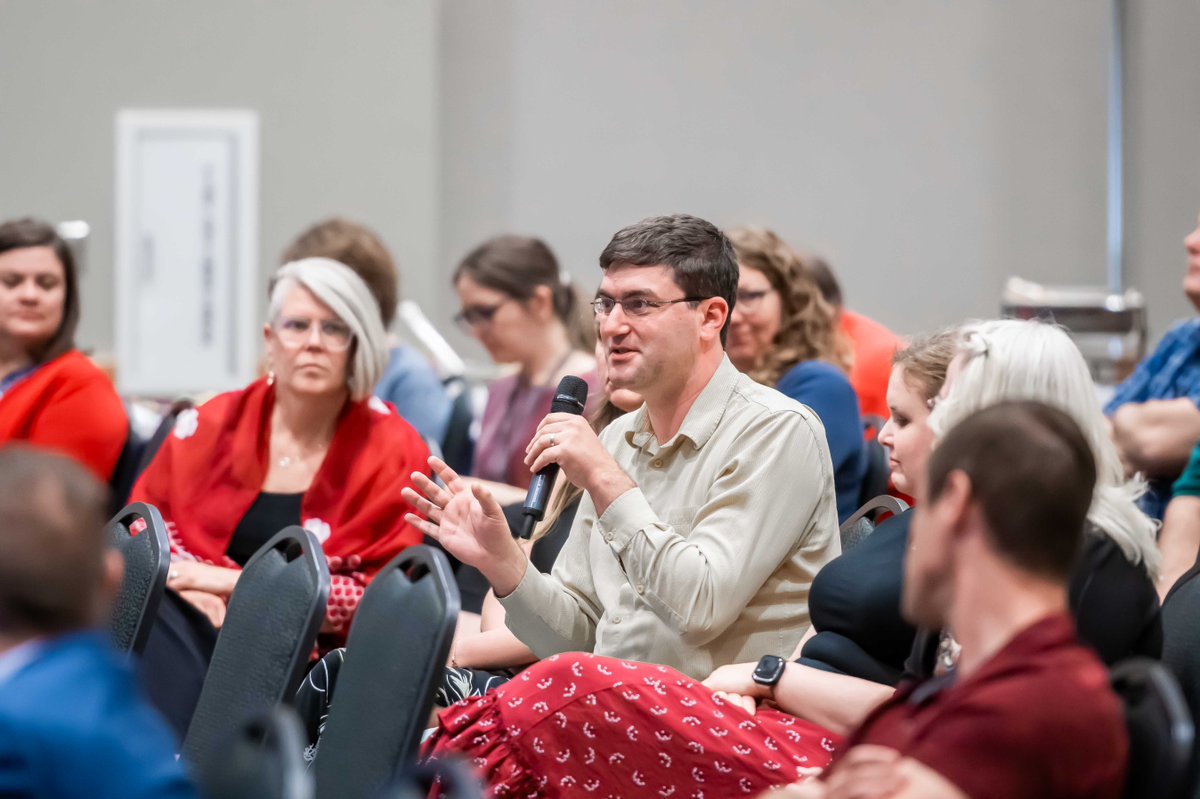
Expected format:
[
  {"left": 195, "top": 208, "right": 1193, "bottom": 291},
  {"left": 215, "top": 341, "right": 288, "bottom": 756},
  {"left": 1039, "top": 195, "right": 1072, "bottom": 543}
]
[
  {"left": 0, "top": 217, "right": 126, "bottom": 482},
  {"left": 725, "top": 226, "right": 864, "bottom": 521},
  {"left": 453, "top": 235, "right": 598, "bottom": 498}
]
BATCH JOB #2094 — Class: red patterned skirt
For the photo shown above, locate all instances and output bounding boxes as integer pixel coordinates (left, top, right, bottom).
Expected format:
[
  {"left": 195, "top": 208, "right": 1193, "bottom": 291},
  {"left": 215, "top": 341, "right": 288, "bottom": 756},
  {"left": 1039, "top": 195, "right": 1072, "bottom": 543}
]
[{"left": 423, "top": 653, "right": 841, "bottom": 798}]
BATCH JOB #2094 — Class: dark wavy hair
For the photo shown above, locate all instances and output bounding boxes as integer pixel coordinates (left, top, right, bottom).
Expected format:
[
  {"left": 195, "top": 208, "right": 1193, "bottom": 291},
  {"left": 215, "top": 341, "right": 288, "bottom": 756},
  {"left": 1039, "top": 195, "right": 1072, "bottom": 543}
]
[
  {"left": 0, "top": 218, "right": 80, "bottom": 363},
  {"left": 726, "top": 226, "right": 846, "bottom": 385}
]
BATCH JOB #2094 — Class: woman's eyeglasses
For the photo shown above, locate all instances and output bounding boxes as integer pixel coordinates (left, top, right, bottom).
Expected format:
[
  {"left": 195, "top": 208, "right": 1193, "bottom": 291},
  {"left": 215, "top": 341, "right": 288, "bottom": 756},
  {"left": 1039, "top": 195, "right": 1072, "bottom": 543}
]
[
  {"left": 735, "top": 289, "right": 774, "bottom": 312},
  {"left": 590, "top": 295, "right": 708, "bottom": 318},
  {"left": 274, "top": 316, "right": 354, "bottom": 351},
  {"left": 455, "top": 300, "right": 511, "bottom": 330}
]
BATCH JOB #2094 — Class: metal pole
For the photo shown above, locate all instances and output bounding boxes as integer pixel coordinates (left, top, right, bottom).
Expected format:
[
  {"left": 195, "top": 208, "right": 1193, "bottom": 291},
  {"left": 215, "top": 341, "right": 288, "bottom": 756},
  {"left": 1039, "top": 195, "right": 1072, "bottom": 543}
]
[{"left": 1106, "top": 0, "right": 1125, "bottom": 294}]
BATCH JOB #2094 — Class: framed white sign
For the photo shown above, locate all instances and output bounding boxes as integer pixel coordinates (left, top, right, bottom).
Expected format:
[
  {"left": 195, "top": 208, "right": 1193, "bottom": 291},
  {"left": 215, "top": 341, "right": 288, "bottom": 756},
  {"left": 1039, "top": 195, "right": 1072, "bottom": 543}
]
[{"left": 115, "top": 109, "right": 259, "bottom": 395}]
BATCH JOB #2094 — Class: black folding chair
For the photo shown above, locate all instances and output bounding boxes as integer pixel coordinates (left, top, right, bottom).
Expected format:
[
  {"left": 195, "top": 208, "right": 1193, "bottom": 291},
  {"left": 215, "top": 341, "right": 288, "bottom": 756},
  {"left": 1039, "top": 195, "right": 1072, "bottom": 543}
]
[
  {"left": 194, "top": 705, "right": 313, "bottom": 799},
  {"left": 1162, "top": 565, "right": 1200, "bottom": 798},
  {"left": 839, "top": 494, "right": 908, "bottom": 552},
  {"left": 1111, "top": 657, "right": 1195, "bottom": 799},
  {"left": 139, "top": 399, "right": 195, "bottom": 474},
  {"left": 380, "top": 759, "right": 483, "bottom": 799},
  {"left": 106, "top": 502, "right": 171, "bottom": 655},
  {"left": 182, "top": 527, "right": 330, "bottom": 770},
  {"left": 439, "top": 377, "right": 475, "bottom": 476},
  {"left": 108, "top": 420, "right": 149, "bottom": 515},
  {"left": 312, "top": 545, "right": 459, "bottom": 799}
]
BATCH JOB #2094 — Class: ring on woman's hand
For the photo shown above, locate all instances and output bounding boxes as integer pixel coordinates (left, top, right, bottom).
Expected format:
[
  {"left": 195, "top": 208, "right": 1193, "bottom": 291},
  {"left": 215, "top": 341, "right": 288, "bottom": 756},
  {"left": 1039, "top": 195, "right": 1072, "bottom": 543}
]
[
  {"left": 169, "top": 569, "right": 179, "bottom": 581},
  {"left": 548, "top": 433, "right": 557, "bottom": 446}
]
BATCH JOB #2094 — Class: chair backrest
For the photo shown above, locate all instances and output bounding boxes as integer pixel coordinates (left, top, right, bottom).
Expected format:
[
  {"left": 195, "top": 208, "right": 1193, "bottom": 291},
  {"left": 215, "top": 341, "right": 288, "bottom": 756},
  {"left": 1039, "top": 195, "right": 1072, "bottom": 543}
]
[
  {"left": 194, "top": 705, "right": 313, "bottom": 799},
  {"left": 312, "top": 545, "right": 459, "bottom": 799},
  {"left": 1111, "top": 657, "right": 1196, "bottom": 799},
  {"left": 108, "top": 420, "right": 149, "bottom": 515},
  {"left": 138, "top": 399, "right": 195, "bottom": 474},
  {"left": 1162, "top": 567, "right": 1200, "bottom": 799},
  {"left": 182, "top": 527, "right": 330, "bottom": 769},
  {"left": 379, "top": 759, "right": 484, "bottom": 799},
  {"left": 839, "top": 494, "right": 909, "bottom": 552},
  {"left": 106, "top": 502, "right": 171, "bottom": 655},
  {"left": 439, "top": 377, "right": 475, "bottom": 476}
]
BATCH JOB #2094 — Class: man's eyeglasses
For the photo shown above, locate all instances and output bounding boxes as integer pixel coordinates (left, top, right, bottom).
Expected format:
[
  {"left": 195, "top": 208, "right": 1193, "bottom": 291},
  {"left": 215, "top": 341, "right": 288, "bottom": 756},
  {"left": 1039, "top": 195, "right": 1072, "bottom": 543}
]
[
  {"left": 455, "top": 300, "right": 510, "bottom": 330},
  {"left": 735, "top": 289, "right": 775, "bottom": 312},
  {"left": 274, "top": 316, "right": 354, "bottom": 351},
  {"left": 590, "top": 295, "right": 708, "bottom": 318}
]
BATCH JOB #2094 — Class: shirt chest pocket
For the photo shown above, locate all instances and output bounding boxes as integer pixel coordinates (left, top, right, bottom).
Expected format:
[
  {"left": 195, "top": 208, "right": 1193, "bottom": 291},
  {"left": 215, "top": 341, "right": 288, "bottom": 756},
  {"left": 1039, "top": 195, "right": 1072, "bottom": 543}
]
[{"left": 666, "top": 505, "right": 701, "bottom": 537}]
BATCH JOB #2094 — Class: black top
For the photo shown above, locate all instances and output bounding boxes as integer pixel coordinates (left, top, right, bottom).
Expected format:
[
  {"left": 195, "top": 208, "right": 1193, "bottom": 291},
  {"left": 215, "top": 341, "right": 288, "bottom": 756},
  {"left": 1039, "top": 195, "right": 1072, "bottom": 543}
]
[
  {"left": 799, "top": 511, "right": 917, "bottom": 685},
  {"left": 226, "top": 492, "right": 303, "bottom": 566},
  {"left": 904, "top": 522, "right": 1163, "bottom": 679},
  {"left": 454, "top": 498, "right": 581, "bottom": 614}
]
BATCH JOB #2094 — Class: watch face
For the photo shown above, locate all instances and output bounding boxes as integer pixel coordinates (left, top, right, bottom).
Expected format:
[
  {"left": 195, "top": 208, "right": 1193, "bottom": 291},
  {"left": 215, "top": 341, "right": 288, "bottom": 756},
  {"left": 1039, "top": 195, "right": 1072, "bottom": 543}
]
[{"left": 753, "top": 655, "right": 785, "bottom": 686}]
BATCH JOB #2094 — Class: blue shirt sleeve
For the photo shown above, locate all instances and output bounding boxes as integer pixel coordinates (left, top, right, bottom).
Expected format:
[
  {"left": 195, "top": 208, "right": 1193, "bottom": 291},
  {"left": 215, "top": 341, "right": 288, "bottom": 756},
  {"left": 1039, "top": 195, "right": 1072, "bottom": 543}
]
[
  {"left": 777, "top": 361, "right": 866, "bottom": 521},
  {"left": 1105, "top": 320, "right": 1196, "bottom": 414},
  {"left": 374, "top": 344, "right": 453, "bottom": 445}
]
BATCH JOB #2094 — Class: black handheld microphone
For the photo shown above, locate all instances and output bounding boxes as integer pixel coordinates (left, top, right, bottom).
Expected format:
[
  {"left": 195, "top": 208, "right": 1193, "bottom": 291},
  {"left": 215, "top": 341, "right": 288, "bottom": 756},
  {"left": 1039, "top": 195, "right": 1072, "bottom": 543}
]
[{"left": 520, "top": 375, "right": 589, "bottom": 537}]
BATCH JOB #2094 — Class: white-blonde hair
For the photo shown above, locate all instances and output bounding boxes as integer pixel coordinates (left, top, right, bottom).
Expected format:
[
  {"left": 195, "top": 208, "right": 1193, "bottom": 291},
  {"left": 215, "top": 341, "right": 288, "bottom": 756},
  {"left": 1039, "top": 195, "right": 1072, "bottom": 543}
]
[
  {"left": 929, "top": 318, "right": 1160, "bottom": 578},
  {"left": 268, "top": 257, "right": 388, "bottom": 401}
]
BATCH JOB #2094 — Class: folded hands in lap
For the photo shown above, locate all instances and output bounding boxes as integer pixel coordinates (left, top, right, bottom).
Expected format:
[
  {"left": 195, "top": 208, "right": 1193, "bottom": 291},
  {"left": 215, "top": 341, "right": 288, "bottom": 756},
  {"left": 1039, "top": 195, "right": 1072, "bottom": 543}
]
[{"left": 168, "top": 560, "right": 240, "bottom": 629}]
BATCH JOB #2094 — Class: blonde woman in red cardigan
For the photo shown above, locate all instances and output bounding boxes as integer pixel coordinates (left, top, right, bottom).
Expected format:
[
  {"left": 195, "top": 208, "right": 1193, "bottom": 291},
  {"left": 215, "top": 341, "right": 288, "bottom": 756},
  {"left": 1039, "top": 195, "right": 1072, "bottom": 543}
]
[
  {"left": 130, "top": 256, "right": 429, "bottom": 739},
  {"left": 0, "top": 218, "right": 126, "bottom": 482}
]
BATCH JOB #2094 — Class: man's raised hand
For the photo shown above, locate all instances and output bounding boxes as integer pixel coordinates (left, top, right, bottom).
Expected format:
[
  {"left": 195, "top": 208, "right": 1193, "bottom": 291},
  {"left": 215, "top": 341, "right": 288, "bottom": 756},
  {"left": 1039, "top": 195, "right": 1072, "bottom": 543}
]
[{"left": 403, "top": 456, "right": 528, "bottom": 595}]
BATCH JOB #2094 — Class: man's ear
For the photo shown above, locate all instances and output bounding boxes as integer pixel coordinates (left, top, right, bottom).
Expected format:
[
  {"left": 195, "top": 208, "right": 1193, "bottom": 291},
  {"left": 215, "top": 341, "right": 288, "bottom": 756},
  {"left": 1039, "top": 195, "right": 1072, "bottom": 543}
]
[
  {"left": 699, "top": 297, "right": 729, "bottom": 344},
  {"left": 939, "top": 470, "right": 974, "bottom": 541}
]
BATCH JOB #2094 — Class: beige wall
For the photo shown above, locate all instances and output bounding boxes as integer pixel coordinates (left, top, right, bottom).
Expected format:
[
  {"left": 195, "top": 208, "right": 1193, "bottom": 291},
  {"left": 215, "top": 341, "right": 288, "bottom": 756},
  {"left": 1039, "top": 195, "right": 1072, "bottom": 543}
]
[
  {"left": 0, "top": 0, "right": 440, "bottom": 353},
  {"left": 1, "top": 0, "right": 1196, "bottom": 362},
  {"left": 441, "top": 0, "right": 1200, "bottom": 350}
]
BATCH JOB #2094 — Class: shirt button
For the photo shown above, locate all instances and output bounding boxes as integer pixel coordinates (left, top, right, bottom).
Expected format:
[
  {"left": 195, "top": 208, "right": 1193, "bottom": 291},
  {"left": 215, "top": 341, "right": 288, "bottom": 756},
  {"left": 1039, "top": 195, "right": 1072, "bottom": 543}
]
[
  {"left": 604, "top": 532, "right": 614, "bottom": 543},
  {"left": 652, "top": 459, "right": 664, "bottom": 468},
  {"left": 636, "top": 584, "right": 645, "bottom": 594},
  {"left": 611, "top": 616, "right": 621, "bottom": 624}
]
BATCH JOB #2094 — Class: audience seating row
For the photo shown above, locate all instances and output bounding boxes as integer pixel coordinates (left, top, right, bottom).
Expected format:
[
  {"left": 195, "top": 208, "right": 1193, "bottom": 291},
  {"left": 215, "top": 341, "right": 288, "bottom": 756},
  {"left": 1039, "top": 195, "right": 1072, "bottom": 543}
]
[
  {"left": 108, "top": 496, "right": 1200, "bottom": 799},
  {"left": 106, "top": 502, "right": 468, "bottom": 799}
]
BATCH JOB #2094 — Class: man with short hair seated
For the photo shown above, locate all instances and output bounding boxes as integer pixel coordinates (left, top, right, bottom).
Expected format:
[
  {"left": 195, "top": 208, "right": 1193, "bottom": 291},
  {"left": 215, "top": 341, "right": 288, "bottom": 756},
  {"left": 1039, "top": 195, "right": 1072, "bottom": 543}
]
[
  {"left": 780, "top": 400, "right": 1128, "bottom": 799},
  {"left": 408, "top": 213, "right": 841, "bottom": 678},
  {"left": 0, "top": 445, "right": 195, "bottom": 799}
]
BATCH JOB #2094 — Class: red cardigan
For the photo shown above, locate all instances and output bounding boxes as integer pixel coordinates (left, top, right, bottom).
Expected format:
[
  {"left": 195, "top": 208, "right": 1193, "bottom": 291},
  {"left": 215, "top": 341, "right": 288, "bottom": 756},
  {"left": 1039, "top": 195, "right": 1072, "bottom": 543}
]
[
  {"left": 0, "top": 350, "right": 127, "bottom": 482},
  {"left": 130, "top": 378, "right": 429, "bottom": 642}
]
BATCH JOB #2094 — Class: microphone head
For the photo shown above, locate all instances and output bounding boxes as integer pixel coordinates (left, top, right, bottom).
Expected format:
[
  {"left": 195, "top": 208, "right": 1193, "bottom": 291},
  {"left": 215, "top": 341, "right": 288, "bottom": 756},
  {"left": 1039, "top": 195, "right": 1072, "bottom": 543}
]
[{"left": 550, "top": 375, "right": 589, "bottom": 415}]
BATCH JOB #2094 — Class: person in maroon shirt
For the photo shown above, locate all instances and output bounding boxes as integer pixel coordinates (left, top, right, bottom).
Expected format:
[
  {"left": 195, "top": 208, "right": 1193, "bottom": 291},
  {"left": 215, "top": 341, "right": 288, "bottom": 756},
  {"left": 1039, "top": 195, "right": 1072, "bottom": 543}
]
[{"left": 778, "top": 400, "right": 1128, "bottom": 799}]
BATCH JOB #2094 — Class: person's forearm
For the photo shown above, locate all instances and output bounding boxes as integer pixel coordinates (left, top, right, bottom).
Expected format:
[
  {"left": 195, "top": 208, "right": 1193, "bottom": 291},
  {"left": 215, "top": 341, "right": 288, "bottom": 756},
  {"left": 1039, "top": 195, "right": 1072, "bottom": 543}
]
[
  {"left": 478, "top": 539, "right": 530, "bottom": 598},
  {"left": 453, "top": 628, "right": 536, "bottom": 671},
  {"left": 1157, "top": 496, "right": 1200, "bottom": 600},
  {"left": 462, "top": 477, "right": 528, "bottom": 507},
  {"left": 772, "top": 665, "right": 895, "bottom": 737},
  {"left": 1113, "top": 400, "right": 1200, "bottom": 476}
]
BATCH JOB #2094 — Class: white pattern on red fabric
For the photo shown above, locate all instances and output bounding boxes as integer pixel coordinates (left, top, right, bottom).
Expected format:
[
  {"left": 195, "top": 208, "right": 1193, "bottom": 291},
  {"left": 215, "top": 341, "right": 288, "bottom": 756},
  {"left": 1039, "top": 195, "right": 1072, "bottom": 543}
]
[{"left": 173, "top": 408, "right": 200, "bottom": 439}]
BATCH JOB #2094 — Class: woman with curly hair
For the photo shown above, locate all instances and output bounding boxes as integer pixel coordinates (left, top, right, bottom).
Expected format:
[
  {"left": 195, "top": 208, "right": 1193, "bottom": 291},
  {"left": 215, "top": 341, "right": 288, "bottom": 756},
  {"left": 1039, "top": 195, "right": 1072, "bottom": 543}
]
[{"left": 726, "top": 227, "right": 865, "bottom": 521}]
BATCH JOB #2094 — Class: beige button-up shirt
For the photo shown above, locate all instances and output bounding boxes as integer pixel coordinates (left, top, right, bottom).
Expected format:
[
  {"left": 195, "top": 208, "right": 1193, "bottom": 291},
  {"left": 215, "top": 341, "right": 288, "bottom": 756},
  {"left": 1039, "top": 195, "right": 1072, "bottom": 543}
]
[{"left": 501, "top": 356, "right": 841, "bottom": 678}]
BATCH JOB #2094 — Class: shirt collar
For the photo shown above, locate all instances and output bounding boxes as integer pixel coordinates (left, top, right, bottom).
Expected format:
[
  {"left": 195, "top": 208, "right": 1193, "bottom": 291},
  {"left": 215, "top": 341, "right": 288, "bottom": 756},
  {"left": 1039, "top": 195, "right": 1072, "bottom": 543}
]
[
  {"left": 0, "top": 638, "right": 43, "bottom": 689},
  {"left": 626, "top": 355, "right": 740, "bottom": 453}
]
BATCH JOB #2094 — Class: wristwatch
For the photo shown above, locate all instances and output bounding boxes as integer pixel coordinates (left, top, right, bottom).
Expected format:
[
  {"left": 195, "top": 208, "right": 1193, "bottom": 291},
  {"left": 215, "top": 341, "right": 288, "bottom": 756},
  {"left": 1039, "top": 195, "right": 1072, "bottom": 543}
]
[{"left": 752, "top": 654, "right": 786, "bottom": 694}]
